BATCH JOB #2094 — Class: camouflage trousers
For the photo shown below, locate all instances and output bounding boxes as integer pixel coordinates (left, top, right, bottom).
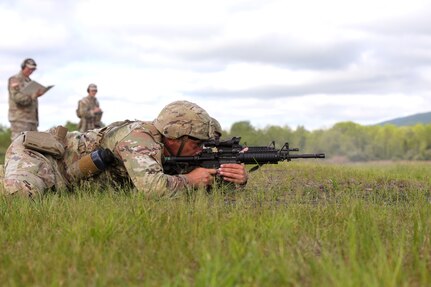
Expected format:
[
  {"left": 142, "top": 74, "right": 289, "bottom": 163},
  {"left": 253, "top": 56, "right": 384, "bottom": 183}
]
[
  {"left": 2, "top": 134, "right": 68, "bottom": 198},
  {"left": 10, "top": 121, "right": 37, "bottom": 141}
]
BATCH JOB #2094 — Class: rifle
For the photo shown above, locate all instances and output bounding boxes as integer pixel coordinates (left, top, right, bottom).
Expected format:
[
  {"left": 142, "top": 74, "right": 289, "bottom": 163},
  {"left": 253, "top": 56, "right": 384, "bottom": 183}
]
[{"left": 164, "top": 137, "right": 325, "bottom": 173}]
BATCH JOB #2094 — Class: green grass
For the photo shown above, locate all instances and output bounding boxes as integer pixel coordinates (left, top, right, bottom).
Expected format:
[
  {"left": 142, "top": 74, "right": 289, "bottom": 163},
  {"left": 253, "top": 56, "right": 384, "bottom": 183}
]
[
  {"left": 0, "top": 131, "right": 11, "bottom": 165},
  {"left": 1, "top": 161, "right": 431, "bottom": 286}
]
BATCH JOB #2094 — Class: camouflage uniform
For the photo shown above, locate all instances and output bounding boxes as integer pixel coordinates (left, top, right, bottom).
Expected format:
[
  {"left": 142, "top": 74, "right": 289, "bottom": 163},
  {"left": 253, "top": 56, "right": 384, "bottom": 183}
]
[
  {"left": 8, "top": 70, "right": 38, "bottom": 140},
  {"left": 3, "top": 101, "right": 214, "bottom": 198},
  {"left": 3, "top": 121, "right": 191, "bottom": 197},
  {"left": 76, "top": 95, "right": 103, "bottom": 132}
]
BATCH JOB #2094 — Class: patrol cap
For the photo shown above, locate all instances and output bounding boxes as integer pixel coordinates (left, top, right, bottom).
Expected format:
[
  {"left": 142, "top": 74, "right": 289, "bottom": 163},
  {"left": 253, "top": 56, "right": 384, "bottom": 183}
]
[
  {"left": 21, "top": 58, "right": 37, "bottom": 69},
  {"left": 88, "top": 83, "right": 98, "bottom": 91},
  {"left": 154, "top": 100, "right": 212, "bottom": 140}
]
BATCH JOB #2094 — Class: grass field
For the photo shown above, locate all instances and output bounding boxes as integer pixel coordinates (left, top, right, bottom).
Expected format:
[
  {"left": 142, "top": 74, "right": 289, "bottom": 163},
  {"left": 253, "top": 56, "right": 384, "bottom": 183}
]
[{"left": 1, "top": 161, "right": 430, "bottom": 286}]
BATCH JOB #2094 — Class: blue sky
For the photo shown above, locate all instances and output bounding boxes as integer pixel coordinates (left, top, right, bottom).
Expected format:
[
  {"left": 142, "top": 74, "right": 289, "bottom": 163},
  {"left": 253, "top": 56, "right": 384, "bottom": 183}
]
[{"left": 1, "top": 0, "right": 431, "bottom": 131}]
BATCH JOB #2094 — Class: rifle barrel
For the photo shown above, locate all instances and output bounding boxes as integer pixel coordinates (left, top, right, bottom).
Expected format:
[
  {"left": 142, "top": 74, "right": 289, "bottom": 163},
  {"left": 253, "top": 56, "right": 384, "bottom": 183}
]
[{"left": 287, "top": 153, "right": 325, "bottom": 159}]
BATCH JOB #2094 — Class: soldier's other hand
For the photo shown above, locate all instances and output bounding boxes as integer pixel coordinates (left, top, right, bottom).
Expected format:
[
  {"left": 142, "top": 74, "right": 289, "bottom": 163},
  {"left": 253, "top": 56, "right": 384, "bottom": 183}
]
[
  {"left": 218, "top": 163, "right": 248, "bottom": 184},
  {"left": 185, "top": 167, "right": 217, "bottom": 188}
]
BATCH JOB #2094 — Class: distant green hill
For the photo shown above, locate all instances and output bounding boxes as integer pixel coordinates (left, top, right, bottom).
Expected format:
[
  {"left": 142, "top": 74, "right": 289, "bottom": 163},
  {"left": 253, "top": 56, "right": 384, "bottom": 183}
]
[{"left": 376, "top": 111, "right": 431, "bottom": 126}]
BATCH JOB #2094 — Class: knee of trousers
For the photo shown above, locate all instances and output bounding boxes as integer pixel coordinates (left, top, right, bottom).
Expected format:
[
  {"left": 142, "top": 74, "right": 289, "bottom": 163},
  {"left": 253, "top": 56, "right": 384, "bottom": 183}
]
[{"left": 3, "top": 173, "right": 47, "bottom": 198}]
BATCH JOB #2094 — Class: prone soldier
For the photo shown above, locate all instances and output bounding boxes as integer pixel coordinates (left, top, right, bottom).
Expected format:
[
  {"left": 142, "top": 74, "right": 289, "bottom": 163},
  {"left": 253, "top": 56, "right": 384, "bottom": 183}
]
[{"left": 2, "top": 101, "right": 248, "bottom": 198}]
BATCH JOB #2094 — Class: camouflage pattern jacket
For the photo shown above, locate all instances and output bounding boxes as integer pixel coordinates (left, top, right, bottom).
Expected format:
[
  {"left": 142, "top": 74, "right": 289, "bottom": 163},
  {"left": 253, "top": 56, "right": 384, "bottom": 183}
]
[
  {"left": 8, "top": 71, "right": 38, "bottom": 124},
  {"left": 3, "top": 121, "right": 189, "bottom": 197},
  {"left": 76, "top": 95, "right": 102, "bottom": 132},
  {"left": 70, "top": 120, "right": 189, "bottom": 196}
]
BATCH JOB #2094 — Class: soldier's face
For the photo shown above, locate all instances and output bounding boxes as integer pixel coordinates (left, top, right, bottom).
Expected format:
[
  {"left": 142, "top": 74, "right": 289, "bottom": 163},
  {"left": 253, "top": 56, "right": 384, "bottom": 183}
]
[
  {"left": 164, "top": 137, "right": 203, "bottom": 156},
  {"left": 22, "top": 67, "right": 36, "bottom": 77},
  {"left": 180, "top": 137, "right": 203, "bottom": 156}
]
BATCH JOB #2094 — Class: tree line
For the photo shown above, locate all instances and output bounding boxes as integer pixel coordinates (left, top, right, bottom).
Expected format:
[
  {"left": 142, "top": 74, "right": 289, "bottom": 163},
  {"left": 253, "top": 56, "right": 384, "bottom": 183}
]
[
  {"left": 224, "top": 121, "right": 431, "bottom": 161},
  {"left": 2, "top": 121, "right": 431, "bottom": 163}
]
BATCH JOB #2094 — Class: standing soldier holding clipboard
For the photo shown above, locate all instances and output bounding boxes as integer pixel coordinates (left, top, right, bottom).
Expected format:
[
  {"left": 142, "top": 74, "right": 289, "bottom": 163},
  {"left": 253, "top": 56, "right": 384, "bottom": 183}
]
[{"left": 7, "top": 58, "right": 53, "bottom": 140}]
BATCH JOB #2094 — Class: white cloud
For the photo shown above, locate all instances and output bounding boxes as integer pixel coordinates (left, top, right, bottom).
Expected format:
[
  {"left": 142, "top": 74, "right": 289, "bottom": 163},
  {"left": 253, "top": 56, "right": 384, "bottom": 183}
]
[{"left": 1, "top": 0, "right": 431, "bottom": 132}]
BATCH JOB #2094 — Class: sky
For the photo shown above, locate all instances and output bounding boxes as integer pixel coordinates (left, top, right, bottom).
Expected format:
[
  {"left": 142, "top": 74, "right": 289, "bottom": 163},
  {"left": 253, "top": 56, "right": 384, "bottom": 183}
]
[{"left": 1, "top": 0, "right": 431, "bottom": 131}]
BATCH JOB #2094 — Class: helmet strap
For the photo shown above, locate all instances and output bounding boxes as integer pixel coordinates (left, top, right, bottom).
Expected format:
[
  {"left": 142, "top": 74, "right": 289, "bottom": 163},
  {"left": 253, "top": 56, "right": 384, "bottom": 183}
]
[
  {"left": 176, "top": 136, "right": 188, "bottom": 156},
  {"left": 163, "top": 138, "right": 175, "bottom": 156},
  {"left": 163, "top": 136, "right": 188, "bottom": 156}
]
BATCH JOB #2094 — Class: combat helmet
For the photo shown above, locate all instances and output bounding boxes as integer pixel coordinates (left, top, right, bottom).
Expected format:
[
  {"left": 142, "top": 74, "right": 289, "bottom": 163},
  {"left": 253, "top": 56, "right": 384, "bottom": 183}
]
[
  {"left": 210, "top": 117, "right": 222, "bottom": 139},
  {"left": 154, "top": 100, "right": 212, "bottom": 140}
]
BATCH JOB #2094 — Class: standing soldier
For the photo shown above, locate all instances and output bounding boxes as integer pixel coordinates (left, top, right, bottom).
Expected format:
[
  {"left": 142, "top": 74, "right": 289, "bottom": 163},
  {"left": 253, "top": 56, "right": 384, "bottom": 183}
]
[
  {"left": 76, "top": 83, "right": 103, "bottom": 132},
  {"left": 8, "top": 58, "right": 44, "bottom": 140}
]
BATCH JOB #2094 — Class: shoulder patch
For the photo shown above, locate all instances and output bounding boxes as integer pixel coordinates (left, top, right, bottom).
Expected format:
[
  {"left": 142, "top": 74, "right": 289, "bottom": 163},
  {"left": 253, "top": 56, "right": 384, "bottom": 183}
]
[{"left": 9, "top": 78, "right": 19, "bottom": 88}]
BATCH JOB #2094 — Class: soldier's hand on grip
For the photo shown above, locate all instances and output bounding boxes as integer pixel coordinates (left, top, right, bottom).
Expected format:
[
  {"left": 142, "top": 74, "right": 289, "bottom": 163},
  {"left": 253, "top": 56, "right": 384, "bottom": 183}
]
[{"left": 185, "top": 167, "right": 217, "bottom": 188}]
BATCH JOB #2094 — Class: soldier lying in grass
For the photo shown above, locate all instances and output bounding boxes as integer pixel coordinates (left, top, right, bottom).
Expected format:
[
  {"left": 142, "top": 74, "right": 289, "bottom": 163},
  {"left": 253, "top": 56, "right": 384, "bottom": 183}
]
[{"left": 2, "top": 101, "right": 248, "bottom": 198}]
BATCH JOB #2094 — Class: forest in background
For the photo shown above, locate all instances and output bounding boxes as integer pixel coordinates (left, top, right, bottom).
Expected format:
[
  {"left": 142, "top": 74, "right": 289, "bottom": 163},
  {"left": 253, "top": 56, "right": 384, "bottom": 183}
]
[{"left": 1, "top": 120, "right": 431, "bottom": 164}]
